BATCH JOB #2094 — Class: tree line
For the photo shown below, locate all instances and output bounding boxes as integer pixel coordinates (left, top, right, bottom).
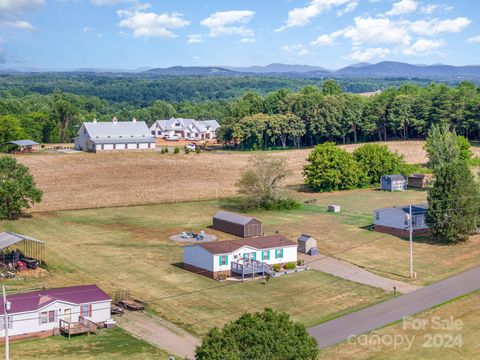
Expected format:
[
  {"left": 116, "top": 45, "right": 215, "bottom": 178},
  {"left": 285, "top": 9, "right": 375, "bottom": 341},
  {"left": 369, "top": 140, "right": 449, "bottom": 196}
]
[{"left": 0, "top": 79, "right": 479, "bottom": 145}]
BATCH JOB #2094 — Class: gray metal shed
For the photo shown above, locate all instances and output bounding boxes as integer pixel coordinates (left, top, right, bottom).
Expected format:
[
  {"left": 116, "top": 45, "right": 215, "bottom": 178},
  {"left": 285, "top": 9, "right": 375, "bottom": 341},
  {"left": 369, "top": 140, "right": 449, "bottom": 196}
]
[
  {"left": 297, "top": 234, "right": 317, "bottom": 254},
  {"left": 212, "top": 211, "right": 262, "bottom": 238},
  {"left": 380, "top": 174, "right": 407, "bottom": 191}
]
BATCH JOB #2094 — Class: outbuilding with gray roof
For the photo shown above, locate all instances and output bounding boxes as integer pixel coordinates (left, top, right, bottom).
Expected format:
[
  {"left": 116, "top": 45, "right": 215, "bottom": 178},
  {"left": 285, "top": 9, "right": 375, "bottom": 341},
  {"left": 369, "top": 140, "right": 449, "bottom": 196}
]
[{"left": 212, "top": 211, "right": 262, "bottom": 238}]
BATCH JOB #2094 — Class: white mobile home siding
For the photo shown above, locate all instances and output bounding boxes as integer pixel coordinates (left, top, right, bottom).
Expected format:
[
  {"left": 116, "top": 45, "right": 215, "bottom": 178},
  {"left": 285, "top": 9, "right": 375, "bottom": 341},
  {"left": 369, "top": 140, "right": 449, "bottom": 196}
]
[{"left": 374, "top": 209, "right": 427, "bottom": 230}]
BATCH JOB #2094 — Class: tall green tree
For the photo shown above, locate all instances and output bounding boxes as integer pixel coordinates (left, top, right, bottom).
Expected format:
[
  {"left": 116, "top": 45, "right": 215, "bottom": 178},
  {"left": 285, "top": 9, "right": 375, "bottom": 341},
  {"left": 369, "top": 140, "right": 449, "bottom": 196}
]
[
  {"left": 304, "top": 142, "right": 367, "bottom": 192},
  {"left": 0, "top": 157, "right": 43, "bottom": 219},
  {"left": 195, "top": 309, "right": 319, "bottom": 360},
  {"left": 0, "top": 116, "right": 26, "bottom": 145},
  {"left": 52, "top": 95, "right": 79, "bottom": 142},
  {"left": 425, "top": 125, "right": 479, "bottom": 243}
]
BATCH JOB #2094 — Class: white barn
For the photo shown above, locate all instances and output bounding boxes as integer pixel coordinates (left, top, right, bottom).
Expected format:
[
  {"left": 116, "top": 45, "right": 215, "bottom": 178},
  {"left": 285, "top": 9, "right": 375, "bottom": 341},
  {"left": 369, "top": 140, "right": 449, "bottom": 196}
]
[
  {"left": 74, "top": 118, "right": 155, "bottom": 152},
  {"left": 374, "top": 204, "right": 430, "bottom": 237},
  {"left": 0, "top": 285, "right": 112, "bottom": 341},
  {"left": 150, "top": 118, "right": 220, "bottom": 140},
  {"left": 183, "top": 235, "right": 297, "bottom": 279}
]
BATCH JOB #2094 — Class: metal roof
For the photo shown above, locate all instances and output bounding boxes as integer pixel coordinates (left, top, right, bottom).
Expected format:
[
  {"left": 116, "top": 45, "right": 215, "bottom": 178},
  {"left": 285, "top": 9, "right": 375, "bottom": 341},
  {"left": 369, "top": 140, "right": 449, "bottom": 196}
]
[
  {"left": 4, "top": 140, "right": 39, "bottom": 146},
  {"left": 213, "top": 211, "right": 259, "bottom": 226},
  {"left": 298, "top": 234, "right": 315, "bottom": 242},
  {"left": 0, "top": 231, "right": 45, "bottom": 250},
  {"left": 375, "top": 203, "right": 428, "bottom": 216},
  {"left": 82, "top": 121, "right": 153, "bottom": 139},
  {"left": 381, "top": 174, "right": 406, "bottom": 181}
]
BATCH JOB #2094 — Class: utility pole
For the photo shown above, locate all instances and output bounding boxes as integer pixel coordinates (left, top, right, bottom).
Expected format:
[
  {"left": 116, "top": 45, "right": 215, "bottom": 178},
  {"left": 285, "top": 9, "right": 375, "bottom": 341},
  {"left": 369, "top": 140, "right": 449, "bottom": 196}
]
[
  {"left": 3, "top": 285, "right": 10, "bottom": 360},
  {"left": 409, "top": 205, "right": 414, "bottom": 278}
]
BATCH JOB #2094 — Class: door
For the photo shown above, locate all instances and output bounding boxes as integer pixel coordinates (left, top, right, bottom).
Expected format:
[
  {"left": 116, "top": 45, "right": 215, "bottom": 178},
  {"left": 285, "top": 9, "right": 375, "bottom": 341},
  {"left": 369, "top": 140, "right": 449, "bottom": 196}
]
[{"left": 63, "top": 308, "right": 71, "bottom": 322}]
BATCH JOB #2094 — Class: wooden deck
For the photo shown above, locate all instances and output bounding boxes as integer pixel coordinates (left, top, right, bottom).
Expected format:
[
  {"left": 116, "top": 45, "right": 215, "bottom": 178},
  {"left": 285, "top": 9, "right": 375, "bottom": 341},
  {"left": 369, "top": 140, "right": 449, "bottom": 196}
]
[
  {"left": 231, "top": 260, "right": 273, "bottom": 280},
  {"left": 59, "top": 317, "right": 100, "bottom": 338}
]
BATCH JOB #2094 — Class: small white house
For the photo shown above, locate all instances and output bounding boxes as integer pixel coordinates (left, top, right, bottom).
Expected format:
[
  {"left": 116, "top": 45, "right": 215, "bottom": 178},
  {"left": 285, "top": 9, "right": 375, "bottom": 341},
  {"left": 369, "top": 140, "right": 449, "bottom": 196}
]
[
  {"left": 373, "top": 204, "right": 429, "bottom": 237},
  {"left": 183, "top": 235, "right": 297, "bottom": 279},
  {"left": 0, "top": 285, "right": 112, "bottom": 341},
  {"left": 74, "top": 117, "right": 155, "bottom": 152},
  {"left": 150, "top": 118, "right": 220, "bottom": 140}
]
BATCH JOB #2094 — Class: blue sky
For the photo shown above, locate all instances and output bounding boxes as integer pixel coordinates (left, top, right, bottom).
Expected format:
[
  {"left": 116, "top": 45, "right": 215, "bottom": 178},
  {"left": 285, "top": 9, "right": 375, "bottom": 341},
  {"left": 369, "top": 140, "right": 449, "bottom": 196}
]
[{"left": 1, "top": 0, "right": 479, "bottom": 70}]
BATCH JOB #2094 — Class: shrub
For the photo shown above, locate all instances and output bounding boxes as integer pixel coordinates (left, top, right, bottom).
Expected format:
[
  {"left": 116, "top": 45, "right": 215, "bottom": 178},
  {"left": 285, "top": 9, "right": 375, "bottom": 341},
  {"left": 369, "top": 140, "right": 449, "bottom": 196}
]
[
  {"left": 184, "top": 147, "right": 191, "bottom": 154},
  {"left": 284, "top": 262, "right": 296, "bottom": 270},
  {"left": 163, "top": 146, "right": 169, "bottom": 154},
  {"left": 174, "top": 146, "right": 180, "bottom": 154},
  {"left": 195, "top": 148, "right": 201, "bottom": 154},
  {"left": 272, "top": 264, "right": 281, "bottom": 272},
  {"left": 303, "top": 142, "right": 367, "bottom": 192},
  {"left": 353, "top": 143, "right": 406, "bottom": 185},
  {"left": 297, "top": 260, "right": 304, "bottom": 267}
]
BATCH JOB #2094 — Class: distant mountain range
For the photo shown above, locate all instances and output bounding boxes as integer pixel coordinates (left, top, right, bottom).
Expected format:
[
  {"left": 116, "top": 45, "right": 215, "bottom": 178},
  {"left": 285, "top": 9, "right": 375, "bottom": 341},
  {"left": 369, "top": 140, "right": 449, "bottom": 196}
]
[{"left": 2, "top": 61, "right": 480, "bottom": 80}]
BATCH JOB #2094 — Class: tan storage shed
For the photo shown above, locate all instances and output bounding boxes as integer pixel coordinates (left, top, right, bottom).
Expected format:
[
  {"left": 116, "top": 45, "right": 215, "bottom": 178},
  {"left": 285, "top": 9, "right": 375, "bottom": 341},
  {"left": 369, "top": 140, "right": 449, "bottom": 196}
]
[{"left": 297, "top": 234, "right": 317, "bottom": 254}]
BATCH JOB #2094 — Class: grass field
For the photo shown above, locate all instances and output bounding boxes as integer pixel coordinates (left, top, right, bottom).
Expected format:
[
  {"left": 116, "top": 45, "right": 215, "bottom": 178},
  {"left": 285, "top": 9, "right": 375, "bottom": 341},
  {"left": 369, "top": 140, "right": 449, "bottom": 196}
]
[
  {"left": 0, "top": 327, "right": 170, "bottom": 360},
  {"left": 1, "top": 189, "right": 479, "bottom": 336},
  {"left": 12, "top": 140, "right": 463, "bottom": 212},
  {"left": 319, "top": 291, "right": 480, "bottom": 360}
]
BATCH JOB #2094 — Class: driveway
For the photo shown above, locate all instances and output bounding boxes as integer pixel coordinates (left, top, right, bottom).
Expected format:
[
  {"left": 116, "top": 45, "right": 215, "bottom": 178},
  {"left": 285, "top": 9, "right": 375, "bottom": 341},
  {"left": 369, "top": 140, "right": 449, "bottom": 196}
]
[
  {"left": 308, "top": 266, "right": 480, "bottom": 348},
  {"left": 300, "top": 253, "right": 421, "bottom": 294},
  {"left": 116, "top": 311, "right": 201, "bottom": 359}
]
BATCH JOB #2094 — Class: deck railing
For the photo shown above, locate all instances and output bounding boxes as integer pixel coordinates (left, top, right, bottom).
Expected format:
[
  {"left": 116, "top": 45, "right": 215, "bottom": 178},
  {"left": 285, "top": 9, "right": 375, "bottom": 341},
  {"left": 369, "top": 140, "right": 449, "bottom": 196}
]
[{"left": 231, "top": 260, "right": 273, "bottom": 280}]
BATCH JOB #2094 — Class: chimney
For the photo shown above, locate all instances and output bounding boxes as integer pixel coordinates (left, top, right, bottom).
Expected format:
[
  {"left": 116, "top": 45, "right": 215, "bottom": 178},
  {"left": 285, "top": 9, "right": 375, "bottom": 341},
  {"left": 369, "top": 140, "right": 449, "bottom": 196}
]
[
  {"left": 132, "top": 117, "right": 137, "bottom": 123},
  {"left": 93, "top": 118, "right": 97, "bottom": 124},
  {"left": 112, "top": 116, "right": 118, "bottom": 124}
]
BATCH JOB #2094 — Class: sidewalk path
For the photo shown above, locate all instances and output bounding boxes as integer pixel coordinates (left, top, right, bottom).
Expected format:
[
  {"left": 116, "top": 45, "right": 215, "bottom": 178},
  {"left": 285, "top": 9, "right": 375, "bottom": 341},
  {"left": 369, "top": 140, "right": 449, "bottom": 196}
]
[
  {"left": 308, "top": 266, "right": 480, "bottom": 348},
  {"left": 116, "top": 311, "right": 201, "bottom": 360},
  {"left": 300, "top": 253, "right": 421, "bottom": 294}
]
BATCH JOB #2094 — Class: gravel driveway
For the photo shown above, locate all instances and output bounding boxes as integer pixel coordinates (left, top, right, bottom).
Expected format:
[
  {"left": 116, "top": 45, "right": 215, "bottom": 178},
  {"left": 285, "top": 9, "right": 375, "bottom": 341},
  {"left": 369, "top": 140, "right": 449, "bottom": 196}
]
[{"left": 300, "top": 253, "right": 421, "bottom": 294}]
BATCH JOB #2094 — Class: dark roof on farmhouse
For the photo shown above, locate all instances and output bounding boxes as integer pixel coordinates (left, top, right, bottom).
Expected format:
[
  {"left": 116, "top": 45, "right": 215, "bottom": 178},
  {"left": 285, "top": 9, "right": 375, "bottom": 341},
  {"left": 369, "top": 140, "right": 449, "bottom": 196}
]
[
  {"left": 199, "top": 235, "right": 296, "bottom": 255},
  {"left": 213, "top": 211, "right": 259, "bottom": 225},
  {"left": 0, "top": 285, "right": 111, "bottom": 315},
  {"left": 382, "top": 174, "right": 406, "bottom": 181},
  {"left": 376, "top": 204, "right": 428, "bottom": 216}
]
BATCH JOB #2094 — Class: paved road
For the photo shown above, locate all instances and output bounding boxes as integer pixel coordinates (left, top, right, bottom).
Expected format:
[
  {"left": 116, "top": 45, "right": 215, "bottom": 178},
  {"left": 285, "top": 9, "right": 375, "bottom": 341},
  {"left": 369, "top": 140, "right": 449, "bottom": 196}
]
[
  {"left": 299, "top": 253, "right": 421, "bottom": 294},
  {"left": 308, "top": 266, "right": 480, "bottom": 349},
  {"left": 116, "top": 311, "right": 200, "bottom": 359}
]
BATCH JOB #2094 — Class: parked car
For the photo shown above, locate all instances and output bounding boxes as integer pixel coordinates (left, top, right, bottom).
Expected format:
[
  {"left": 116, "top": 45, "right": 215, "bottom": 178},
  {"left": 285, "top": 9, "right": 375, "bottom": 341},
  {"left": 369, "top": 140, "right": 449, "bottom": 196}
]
[
  {"left": 186, "top": 143, "right": 196, "bottom": 151},
  {"left": 165, "top": 134, "right": 180, "bottom": 141}
]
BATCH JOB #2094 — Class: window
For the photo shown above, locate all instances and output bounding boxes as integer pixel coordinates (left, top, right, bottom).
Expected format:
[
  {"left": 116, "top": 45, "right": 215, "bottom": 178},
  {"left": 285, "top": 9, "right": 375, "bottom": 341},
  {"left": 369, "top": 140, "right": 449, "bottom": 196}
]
[
  {"left": 219, "top": 255, "right": 228, "bottom": 266},
  {"left": 113, "top": 144, "right": 116, "bottom": 150},
  {"left": 136, "top": 143, "right": 140, "bottom": 149},
  {"left": 101, "top": 144, "right": 104, "bottom": 150},
  {"left": 148, "top": 143, "right": 151, "bottom": 148},
  {"left": 81, "top": 304, "right": 91, "bottom": 318},
  {"left": 262, "top": 250, "right": 270, "bottom": 260},
  {"left": 40, "top": 311, "right": 48, "bottom": 324},
  {"left": 48, "top": 310, "right": 55, "bottom": 323},
  {"left": 0, "top": 316, "right": 12, "bottom": 329},
  {"left": 275, "top": 248, "right": 283, "bottom": 259},
  {"left": 375, "top": 212, "right": 380, "bottom": 221},
  {"left": 125, "top": 144, "right": 128, "bottom": 149},
  {"left": 151, "top": 131, "right": 155, "bottom": 135}
]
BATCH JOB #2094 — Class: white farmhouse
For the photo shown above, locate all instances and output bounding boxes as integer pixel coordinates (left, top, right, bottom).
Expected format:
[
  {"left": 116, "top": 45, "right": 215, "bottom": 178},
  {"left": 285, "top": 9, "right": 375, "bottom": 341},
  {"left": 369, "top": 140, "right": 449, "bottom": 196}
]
[
  {"left": 150, "top": 118, "right": 220, "bottom": 140},
  {"left": 0, "top": 285, "right": 112, "bottom": 341},
  {"left": 74, "top": 117, "right": 155, "bottom": 152},
  {"left": 183, "top": 235, "right": 298, "bottom": 279},
  {"left": 373, "top": 204, "right": 430, "bottom": 237}
]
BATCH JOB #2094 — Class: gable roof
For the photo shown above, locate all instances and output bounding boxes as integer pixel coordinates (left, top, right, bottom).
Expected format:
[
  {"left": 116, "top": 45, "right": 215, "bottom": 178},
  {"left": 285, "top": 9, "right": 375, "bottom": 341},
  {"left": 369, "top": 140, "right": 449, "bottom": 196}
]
[
  {"left": 213, "top": 211, "right": 259, "bottom": 226},
  {"left": 153, "top": 118, "right": 220, "bottom": 133},
  {"left": 0, "top": 285, "right": 111, "bottom": 315},
  {"left": 382, "top": 174, "right": 406, "bottom": 181},
  {"left": 4, "top": 140, "right": 39, "bottom": 146},
  {"left": 298, "top": 234, "right": 315, "bottom": 242},
  {"left": 199, "top": 235, "right": 296, "bottom": 255},
  {"left": 82, "top": 121, "right": 153, "bottom": 140},
  {"left": 376, "top": 203, "right": 428, "bottom": 216}
]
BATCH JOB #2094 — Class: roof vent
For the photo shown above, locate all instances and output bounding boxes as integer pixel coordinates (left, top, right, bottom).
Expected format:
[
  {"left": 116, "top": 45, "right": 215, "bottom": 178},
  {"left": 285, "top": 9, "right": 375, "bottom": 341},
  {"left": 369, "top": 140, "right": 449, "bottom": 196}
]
[{"left": 112, "top": 116, "right": 118, "bottom": 124}]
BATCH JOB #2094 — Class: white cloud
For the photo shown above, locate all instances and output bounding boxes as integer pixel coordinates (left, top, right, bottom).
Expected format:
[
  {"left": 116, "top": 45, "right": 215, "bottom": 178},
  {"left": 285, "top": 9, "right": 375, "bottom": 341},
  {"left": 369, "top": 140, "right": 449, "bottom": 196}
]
[
  {"left": 403, "top": 38, "right": 444, "bottom": 55},
  {"left": 83, "top": 26, "right": 94, "bottom": 33},
  {"left": 281, "top": 44, "right": 310, "bottom": 56},
  {"left": 276, "top": 0, "right": 354, "bottom": 31},
  {"left": 386, "top": 0, "right": 418, "bottom": 16},
  {"left": 337, "top": 1, "right": 358, "bottom": 17},
  {"left": 409, "top": 17, "right": 471, "bottom": 36},
  {"left": 349, "top": 47, "right": 390, "bottom": 61},
  {"left": 420, "top": 4, "right": 437, "bottom": 14},
  {"left": 187, "top": 34, "right": 203, "bottom": 44},
  {"left": 343, "top": 16, "right": 411, "bottom": 46},
  {"left": 117, "top": 10, "right": 190, "bottom": 38},
  {"left": 467, "top": 35, "right": 480, "bottom": 43},
  {"left": 201, "top": 10, "right": 255, "bottom": 37},
  {"left": 311, "top": 29, "right": 345, "bottom": 46},
  {"left": 241, "top": 38, "right": 256, "bottom": 44},
  {"left": 0, "top": 0, "right": 44, "bottom": 12},
  {"left": 0, "top": 20, "right": 36, "bottom": 31}
]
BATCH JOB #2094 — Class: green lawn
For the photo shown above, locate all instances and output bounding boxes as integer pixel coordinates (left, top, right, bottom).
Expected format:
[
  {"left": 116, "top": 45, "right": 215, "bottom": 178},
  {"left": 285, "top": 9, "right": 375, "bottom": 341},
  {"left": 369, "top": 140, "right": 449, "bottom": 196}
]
[
  {"left": 1, "top": 189, "right": 478, "bottom": 336},
  {"left": 0, "top": 327, "right": 170, "bottom": 360},
  {"left": 319, "top": 291, "right": 480, "bottom": 360}
]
